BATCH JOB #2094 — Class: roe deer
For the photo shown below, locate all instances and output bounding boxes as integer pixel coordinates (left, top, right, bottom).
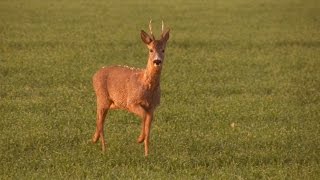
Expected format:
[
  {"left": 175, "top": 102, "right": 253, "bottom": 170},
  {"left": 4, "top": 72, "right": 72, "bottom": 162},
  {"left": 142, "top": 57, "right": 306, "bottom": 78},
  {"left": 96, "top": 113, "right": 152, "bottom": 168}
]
[{"left": 92, "top": 20, "right": 170, "bottom": 156}]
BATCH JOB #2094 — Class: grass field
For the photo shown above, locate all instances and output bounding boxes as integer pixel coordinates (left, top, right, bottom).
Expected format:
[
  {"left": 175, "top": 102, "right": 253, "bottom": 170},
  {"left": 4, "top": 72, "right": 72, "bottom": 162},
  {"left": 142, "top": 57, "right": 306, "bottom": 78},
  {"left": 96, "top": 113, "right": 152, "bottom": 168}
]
[{"left": 1, "top": 0, "right": 320, "bottom": 179}]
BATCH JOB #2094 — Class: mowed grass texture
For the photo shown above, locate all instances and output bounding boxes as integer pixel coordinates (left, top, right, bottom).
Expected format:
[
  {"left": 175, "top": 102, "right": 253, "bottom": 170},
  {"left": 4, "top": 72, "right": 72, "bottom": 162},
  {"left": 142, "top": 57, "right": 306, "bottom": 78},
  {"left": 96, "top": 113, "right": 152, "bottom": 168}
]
[{"left": 1, "top": 0, "right": 319, "bottom": 178}]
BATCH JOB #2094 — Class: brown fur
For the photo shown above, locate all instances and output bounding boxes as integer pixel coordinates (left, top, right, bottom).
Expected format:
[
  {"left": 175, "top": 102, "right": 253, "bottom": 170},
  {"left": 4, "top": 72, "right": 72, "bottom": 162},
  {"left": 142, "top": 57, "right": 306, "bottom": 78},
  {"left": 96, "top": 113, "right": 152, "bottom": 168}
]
[{"left": 92, "top": 24, "right": 170, "bottom": 156}]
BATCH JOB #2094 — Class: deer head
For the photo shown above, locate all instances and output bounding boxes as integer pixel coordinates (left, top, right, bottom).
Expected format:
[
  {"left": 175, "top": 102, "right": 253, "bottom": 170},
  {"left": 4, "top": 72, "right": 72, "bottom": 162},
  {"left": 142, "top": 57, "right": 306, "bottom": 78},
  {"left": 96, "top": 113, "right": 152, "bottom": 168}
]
[{"left": 141, "top": 20, "right": 170, "bottom": 69}]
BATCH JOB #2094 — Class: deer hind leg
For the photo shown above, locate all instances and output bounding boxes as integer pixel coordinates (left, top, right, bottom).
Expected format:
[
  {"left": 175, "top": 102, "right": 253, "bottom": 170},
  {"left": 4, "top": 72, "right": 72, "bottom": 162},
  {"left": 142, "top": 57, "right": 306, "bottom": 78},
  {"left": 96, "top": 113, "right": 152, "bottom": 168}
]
[{"left": 93, "top": 101, "right": 110, "bottom": 151}]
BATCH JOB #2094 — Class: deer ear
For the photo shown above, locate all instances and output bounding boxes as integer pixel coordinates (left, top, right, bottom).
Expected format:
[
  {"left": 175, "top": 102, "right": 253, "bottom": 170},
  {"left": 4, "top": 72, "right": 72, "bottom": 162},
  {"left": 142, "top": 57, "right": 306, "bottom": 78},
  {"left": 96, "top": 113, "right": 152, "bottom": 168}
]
[
  {"left": 161, "top": 28, "right": 170, "bottom": 42},
  {"left": 141, "top": 30, "right": 153, "bottom": 44}
]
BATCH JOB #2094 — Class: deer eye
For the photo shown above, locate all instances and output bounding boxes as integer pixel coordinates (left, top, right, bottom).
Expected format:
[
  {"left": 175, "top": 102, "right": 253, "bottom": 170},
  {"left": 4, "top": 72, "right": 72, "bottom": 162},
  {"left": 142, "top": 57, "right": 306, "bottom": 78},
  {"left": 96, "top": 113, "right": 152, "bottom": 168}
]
[
  {"left": 162, "top": 49, "right": 165, "bottom": 53},
  {"left": 149, "top": 49, "right": 153, "bottom": 53}
]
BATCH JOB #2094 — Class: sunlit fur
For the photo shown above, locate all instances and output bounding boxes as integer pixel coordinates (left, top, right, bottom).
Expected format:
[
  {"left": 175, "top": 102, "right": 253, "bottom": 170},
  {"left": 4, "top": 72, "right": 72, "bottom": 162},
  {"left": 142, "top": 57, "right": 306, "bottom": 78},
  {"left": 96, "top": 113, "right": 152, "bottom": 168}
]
[{"left": 92, "top": 23, "right": 170, "bottom": 156}]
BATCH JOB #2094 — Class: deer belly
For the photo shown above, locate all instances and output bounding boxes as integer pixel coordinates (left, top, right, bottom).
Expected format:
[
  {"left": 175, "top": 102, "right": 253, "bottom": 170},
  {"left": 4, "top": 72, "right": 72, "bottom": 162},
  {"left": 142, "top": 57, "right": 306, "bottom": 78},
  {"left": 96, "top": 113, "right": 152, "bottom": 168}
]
[
  {"left": 127, "top": 92, "right": 160, "bottom": 110},
  {"left": 107, "top": 87, "right": 128, "bottom": 109}
]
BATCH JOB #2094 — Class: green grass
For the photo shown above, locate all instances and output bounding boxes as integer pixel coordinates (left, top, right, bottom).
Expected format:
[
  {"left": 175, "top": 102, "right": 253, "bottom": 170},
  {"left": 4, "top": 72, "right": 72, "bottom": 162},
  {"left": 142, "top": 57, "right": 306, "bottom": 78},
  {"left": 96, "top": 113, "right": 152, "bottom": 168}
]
[{"left": 1, "top": 0, "right": 320, "bottom": 178}]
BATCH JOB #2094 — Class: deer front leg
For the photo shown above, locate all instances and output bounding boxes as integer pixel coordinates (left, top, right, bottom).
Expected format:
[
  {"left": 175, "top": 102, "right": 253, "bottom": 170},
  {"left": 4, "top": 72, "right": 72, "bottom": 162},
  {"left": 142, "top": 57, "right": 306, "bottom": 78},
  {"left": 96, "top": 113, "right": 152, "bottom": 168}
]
[
  {"left": 144, "top": 112, "right": 153, "bottom": 156},
  {"left": 128, "top": 104, "right": 147, "bottom": 143},
  {"left": 137, "top": 118, "right": 146, "bottom": 143}
]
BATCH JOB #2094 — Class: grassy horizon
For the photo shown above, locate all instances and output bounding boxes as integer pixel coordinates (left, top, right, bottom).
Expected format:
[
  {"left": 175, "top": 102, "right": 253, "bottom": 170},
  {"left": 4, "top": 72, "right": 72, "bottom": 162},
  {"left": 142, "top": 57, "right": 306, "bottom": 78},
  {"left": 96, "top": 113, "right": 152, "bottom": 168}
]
[{"left": 1, "top": 0, "right": 319, "bottom": 179}]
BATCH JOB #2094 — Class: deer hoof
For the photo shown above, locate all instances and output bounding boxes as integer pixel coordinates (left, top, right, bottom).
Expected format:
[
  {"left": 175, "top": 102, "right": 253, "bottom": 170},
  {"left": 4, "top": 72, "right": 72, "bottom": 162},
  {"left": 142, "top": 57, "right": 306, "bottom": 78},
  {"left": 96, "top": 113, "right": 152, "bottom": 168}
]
[
  {"left": 101, "top": 144, "right": 106, "bottom": 152},
  {"left": 137, "top": 135, "right": 145, "bottom": 143},
  {"left": 92, "top": 133, "right": 99, "bottom": 143}
]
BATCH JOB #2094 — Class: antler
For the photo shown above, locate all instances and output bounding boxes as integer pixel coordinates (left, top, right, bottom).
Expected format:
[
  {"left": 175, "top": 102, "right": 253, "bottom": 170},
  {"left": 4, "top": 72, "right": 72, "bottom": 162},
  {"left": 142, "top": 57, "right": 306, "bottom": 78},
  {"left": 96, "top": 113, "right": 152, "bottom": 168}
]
[
  {"left": 149, "top": 19, "right": 153, "bottom": 35},
  {"left": 162, "top": 20, "right": 164, "bottom": 33}
]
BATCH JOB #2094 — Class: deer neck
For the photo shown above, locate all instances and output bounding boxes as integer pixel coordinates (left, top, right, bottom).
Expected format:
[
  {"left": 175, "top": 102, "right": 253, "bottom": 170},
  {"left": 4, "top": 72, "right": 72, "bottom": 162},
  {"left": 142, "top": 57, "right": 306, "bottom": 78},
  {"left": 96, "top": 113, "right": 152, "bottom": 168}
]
[{"left": 143, "top": 59, "right": 162, "bottom": 89}]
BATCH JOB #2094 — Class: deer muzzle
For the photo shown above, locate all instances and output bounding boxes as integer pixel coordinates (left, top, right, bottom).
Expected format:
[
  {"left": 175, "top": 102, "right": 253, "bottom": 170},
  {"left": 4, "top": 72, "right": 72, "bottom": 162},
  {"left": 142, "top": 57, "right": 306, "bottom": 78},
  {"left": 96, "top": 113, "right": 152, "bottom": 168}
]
[{"left": 153, "top": 59, "right": 162, "bottom": 67}]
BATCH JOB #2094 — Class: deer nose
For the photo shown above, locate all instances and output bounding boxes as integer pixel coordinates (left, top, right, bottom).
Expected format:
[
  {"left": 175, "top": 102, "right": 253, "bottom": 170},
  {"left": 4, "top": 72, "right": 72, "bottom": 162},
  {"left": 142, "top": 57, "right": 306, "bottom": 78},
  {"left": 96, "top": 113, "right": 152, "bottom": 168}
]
[{"left": 153, "top": 59, "right": 162, "bottom": 66}]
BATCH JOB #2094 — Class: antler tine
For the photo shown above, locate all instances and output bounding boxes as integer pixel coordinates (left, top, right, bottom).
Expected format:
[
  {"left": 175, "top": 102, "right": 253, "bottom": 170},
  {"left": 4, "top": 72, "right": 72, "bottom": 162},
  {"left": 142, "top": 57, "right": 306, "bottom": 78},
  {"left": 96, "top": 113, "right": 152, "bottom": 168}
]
[
  {"left": 162, "top": 20, "right": 164, "bottom": 33},
  {"left": 149, "top": 19, "right": 153, "bottom": 35}
]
